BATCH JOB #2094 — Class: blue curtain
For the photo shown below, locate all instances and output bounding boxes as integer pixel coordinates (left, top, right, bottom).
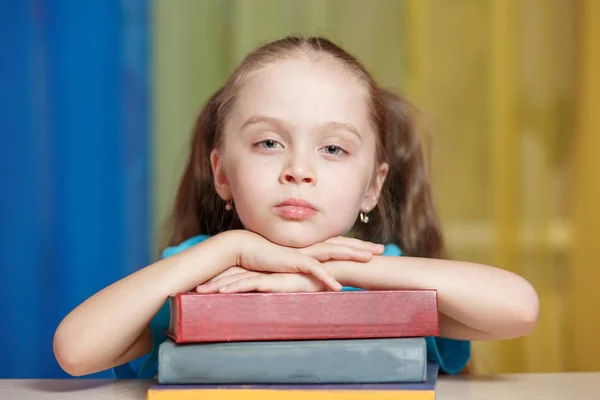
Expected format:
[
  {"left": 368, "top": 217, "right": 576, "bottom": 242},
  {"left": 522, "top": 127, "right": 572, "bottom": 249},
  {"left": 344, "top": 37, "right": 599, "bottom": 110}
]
[{"left": 0, "top": 1, "right": 151, "bottom": 378}]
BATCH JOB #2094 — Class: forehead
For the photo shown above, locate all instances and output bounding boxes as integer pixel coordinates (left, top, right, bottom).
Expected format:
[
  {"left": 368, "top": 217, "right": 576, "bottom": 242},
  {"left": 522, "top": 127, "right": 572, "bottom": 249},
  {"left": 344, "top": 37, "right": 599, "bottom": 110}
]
[{"left": 229, "top": 58, "right": 372, "bottom": 133}]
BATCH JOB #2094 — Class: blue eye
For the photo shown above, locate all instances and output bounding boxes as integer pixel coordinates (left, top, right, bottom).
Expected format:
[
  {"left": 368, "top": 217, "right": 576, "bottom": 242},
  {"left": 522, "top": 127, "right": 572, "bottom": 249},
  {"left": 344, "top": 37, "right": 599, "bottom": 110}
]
[
  {"left": 257, "top": 139, "right": 282, "bottom": 149},
  {"left": 320, "top": 145, "right": 346, "bottom": 156}
]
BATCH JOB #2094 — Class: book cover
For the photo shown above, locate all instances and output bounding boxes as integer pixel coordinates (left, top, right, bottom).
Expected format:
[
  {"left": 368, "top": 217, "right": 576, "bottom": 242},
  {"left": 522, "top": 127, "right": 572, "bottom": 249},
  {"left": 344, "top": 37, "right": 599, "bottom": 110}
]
[
  {"left": 167, "top": 290, "right": 439, "bottom": 343},
  {"left": 158, "top": 337, "right": 428, "bottom": 384},
  {"left": 148, "top": 364, "right": 438, "bottom": 400}
]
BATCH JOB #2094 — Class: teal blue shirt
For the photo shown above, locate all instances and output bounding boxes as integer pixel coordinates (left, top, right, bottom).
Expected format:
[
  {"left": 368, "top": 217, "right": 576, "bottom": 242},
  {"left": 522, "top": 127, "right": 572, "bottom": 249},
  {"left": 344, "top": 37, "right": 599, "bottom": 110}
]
[{"left": 113, "top": 235, "right": 470, "bottom": 379}]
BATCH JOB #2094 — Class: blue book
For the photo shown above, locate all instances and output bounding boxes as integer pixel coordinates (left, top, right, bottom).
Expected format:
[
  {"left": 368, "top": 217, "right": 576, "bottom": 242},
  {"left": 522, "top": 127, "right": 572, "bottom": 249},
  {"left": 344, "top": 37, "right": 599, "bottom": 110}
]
[{"left": 158, "top": 337, "right": 428, "bottom": 384}]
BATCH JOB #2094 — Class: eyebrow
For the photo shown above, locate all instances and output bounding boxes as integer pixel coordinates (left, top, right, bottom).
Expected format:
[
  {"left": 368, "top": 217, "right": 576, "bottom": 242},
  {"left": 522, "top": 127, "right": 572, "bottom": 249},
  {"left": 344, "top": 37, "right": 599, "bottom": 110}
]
[
  {"left": 240, "top": 115, "right": 290, "bottom": 132},
  {"left": 240, "top": 115, "right": 362, "bottom": 140}
]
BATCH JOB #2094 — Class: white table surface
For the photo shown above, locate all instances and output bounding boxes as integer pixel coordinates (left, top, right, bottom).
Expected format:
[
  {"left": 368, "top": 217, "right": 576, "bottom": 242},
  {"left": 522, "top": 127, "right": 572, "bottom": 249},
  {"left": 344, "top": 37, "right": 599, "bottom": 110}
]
[{"left": 1, "top": 372, "right": 599, "bottom": 399}]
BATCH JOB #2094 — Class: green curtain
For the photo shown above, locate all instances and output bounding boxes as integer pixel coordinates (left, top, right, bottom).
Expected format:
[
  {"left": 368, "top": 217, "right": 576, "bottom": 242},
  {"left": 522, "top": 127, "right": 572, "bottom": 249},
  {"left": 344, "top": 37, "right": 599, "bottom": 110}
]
[{"left": 151, "top": 0, "right": 409, "bottom": 249}]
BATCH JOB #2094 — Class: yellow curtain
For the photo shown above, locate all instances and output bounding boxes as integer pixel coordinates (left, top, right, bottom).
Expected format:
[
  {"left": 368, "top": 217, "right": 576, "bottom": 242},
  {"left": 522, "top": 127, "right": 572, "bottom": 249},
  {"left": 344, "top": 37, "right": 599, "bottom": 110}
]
[
  {"left": 408, "top": 0, "right": 600, "bottom": 374},
  {"left": 568, "top": 0, "right": 600, "bottom": 372},
  {"left": 152, "top": 0, "right": 600, "bottom": 373}
]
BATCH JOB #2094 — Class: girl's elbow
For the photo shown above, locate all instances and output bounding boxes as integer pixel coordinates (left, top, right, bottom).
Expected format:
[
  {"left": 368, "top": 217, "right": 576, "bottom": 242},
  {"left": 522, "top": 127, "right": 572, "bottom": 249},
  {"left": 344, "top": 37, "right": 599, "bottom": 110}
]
[
  {"left": 54, "top": 355, "right": 88, "bottom": 377},
  {"left": 509, "top": 282, "right": 540, "bottom": 338},
  {"left": 516, "top": 301, "right": 539, "bottom": 337},
  {"left": 53, "top": 326, "right": 90, "bottom": 377},
  {"left": 53, "top": 343, "right": 81, "bottom": 376}
]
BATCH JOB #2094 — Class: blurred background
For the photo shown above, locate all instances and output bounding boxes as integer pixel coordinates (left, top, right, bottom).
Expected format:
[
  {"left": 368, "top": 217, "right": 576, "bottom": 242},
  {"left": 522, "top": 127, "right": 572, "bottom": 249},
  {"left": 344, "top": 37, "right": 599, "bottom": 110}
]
[{"left": 1, "top": 0, "right": 598, "bottom": 378}]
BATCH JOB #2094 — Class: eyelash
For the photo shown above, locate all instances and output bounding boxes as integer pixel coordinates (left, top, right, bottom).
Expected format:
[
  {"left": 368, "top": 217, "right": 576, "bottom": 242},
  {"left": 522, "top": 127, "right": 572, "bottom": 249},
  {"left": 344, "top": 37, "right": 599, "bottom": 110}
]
[
  {"left": 255, "top": 139, "right": 283, "bottom": 150},
  {"left": 319, "top": 145, "right": 347, "bottom": 156},
  {"left": 254, "top": 140, "right": 348, "bottom": 157}
]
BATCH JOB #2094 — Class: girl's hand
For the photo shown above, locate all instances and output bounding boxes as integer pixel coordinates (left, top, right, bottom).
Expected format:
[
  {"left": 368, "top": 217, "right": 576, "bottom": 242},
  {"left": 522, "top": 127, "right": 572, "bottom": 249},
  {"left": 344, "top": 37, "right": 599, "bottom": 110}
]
[
  {"left": 233, "top": 232, "right": 383, "bottom": 291},
  {"left": 232, "top": 231, "right": 341, "bottom": 291},
  {"left": 298, "top": 236, "right": 385, "bottom": 262},
  {"left": 197, "top": 271, "right": 326, "bottom": 294},
  {"left": 196, "top": 234, "right": 382, "bottom": 293},
  {"left": 204, "top": 266, "right": 247, "bottom": 283},
  {"left": 195, "top": 266, "right": 248, "bottom": 292}
]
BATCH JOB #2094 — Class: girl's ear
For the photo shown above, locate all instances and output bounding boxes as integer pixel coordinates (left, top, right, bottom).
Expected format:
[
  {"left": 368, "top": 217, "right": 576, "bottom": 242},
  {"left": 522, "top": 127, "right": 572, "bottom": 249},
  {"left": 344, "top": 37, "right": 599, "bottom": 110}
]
[
  {"left": 361, "top": 162, "right": 389, "bottom": 212},
  {"left": 210, "top": 148, "right": 232, "bottom": 201}
]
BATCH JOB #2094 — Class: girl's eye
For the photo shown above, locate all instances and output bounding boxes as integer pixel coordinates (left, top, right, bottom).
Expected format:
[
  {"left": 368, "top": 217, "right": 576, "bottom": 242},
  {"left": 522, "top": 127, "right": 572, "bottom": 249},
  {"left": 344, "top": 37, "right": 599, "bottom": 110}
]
[
  {"left": 257, "top": 139, "right": 283, "bottom": 149},
  {"left": 320, "top": 145, "right": 346, "bottom": 156}
]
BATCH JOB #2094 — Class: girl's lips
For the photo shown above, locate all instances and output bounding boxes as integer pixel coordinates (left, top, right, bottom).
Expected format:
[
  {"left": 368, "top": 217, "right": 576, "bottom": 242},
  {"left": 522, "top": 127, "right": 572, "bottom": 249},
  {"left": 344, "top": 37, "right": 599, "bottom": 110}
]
[
  {"left": 274, "top": 198, "right": 318, "bottom": 220},
  {"left": 273, "top": 205, "right": 318, "bottom": 220}
]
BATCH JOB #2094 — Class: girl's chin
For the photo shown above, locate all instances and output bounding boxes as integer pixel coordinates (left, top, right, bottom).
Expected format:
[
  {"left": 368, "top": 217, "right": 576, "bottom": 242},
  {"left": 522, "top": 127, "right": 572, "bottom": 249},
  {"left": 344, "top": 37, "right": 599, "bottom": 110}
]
[{"left": 246, "top": 226, "right": 341, "bottom": 249}]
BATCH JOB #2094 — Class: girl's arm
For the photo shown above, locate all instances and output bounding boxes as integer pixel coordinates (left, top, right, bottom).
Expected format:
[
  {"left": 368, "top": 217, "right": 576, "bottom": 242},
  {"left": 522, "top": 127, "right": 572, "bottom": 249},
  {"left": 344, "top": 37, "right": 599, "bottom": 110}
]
[
  {"left": 52, "top": 231, "right": 239, "bottom": 377},
  {"left": 53, "top": 231, "right": 355, "bottom": 377},
  {"left": 329, "top": 256, "right": 539, "bottom": 341}
]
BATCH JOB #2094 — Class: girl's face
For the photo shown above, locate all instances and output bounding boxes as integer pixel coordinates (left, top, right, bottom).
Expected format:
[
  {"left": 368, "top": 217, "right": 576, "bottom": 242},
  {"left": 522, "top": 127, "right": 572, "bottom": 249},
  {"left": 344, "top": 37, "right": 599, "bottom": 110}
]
[{"left": 211, "top": 57, "right": 388, "bottom": 248}]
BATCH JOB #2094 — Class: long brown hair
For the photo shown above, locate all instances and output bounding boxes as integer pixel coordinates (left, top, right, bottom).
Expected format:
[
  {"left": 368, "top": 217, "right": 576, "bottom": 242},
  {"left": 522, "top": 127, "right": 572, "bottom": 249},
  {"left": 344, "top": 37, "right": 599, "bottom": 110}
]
[{"left": 163, "top": 36, "right": 446, "bottom": 260}]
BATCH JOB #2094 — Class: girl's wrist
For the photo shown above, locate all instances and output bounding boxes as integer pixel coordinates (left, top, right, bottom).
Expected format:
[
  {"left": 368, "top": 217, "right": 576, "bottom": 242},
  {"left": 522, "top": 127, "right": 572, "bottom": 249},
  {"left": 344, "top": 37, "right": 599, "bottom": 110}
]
[
  {"left": 323, "top": 260, "right": 350, "bottom": 286},
  {"left": 163, "top": 231, "right": 243, "bottom": 294},
  {"left": 217, "top": 229, "right": 255, "bottom": 265}
]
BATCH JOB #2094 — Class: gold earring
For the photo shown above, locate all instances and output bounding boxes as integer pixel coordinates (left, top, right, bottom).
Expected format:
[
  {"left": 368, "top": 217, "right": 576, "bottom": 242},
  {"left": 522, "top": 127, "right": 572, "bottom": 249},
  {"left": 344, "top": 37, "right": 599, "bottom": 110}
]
[
  {"left": 225, "top": 199, "right": 233, "bottom": 211},
  {"left": 359, "top": 211, "right": 369, "bottom": 224}
]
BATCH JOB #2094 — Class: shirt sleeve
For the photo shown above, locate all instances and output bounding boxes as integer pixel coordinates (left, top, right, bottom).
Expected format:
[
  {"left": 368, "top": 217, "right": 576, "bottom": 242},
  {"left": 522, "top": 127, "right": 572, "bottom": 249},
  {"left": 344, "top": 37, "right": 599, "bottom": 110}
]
[{"left": 426, "top": 336, "right": 471, "bottom": 375}]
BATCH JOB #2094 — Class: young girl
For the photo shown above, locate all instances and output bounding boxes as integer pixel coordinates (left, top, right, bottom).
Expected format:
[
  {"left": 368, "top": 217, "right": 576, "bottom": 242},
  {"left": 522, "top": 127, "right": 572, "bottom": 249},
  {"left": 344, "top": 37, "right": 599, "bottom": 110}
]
[{"left": 53, "top": 36, "right": 539, "bottom": 379}]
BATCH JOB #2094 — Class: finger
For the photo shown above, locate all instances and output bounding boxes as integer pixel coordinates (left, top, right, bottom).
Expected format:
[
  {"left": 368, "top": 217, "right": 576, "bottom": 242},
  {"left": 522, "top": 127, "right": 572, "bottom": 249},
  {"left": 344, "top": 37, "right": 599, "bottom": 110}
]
[
  {"left": 329, "top": 237, "right": 385, "bottom": 253},
  {"left": 205, "top": 266, "right": 248, "bottom": 284},
  {"left": 197, "top": 273, "right": 251, "bottom": 293},
  {"left": 300, "top": 243, "right": 373, "bottom": 262},
  {"left": 218, "top": 266, "right": 249, "bottom": 278},
  {"left": 285, "top": 255, "right": 341, "bottom": 291},
  {"left": 219, "top": 275, "right": 276, "bottom": 293},
  {"left": 221, "top": 274, "right": 305, "bottom": 294},
  {"left": 324, "top": 236, "right": 385, "bottom": 254},
  {"left": 196, "top": 272, "right": 259, "bottom": 293}
]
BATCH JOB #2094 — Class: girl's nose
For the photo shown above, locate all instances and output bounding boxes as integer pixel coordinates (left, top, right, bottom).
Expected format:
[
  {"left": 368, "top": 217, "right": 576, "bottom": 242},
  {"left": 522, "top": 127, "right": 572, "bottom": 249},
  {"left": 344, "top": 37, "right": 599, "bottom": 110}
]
[{"left": 280, "top": 158, "right": 316, "bottom": 185}]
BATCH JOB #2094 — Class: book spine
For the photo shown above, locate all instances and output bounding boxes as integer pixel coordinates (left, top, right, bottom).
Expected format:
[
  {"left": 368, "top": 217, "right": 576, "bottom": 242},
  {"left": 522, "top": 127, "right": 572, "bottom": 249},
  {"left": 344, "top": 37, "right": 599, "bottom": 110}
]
[
  {"left": 170, "top": 290, "right": 438, "bottom": 343},
  {"left": 167, "top": 295, "right": 178, "bottom": 338},
  {"left": 147, "top": 389, "right": 434, "bottom": 400},
  {"left": 158, "top": 337, "right": 427, "bottom": 384}
]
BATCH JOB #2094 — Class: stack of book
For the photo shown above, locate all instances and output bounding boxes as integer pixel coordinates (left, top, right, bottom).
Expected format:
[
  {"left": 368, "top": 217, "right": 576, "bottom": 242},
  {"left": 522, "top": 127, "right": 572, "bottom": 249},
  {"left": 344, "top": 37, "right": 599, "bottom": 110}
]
[{"left": 147, "top": 289, "right": 440, "bottom": 400}]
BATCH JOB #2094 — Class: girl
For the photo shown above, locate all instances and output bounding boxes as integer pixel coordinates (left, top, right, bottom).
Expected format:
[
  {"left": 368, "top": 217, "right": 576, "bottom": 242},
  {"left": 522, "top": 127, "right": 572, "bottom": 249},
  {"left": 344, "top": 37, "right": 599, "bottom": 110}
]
[{"left": 53, "top": 36, "right": 539, "bottom": 379}]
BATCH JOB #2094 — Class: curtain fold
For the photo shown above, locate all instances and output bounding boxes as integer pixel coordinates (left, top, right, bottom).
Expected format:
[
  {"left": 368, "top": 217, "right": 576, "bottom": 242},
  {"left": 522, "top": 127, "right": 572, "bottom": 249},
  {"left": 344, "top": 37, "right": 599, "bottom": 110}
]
[{"left": 1, "top": 1, "right": 150, "bottom": 378}]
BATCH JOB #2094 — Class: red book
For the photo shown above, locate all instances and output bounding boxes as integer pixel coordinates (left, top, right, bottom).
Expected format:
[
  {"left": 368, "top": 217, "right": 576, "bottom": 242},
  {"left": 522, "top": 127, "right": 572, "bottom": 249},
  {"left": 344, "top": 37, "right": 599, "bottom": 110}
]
[{"left": 167, "top": 290, "right": 439, "bottom": 343}]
